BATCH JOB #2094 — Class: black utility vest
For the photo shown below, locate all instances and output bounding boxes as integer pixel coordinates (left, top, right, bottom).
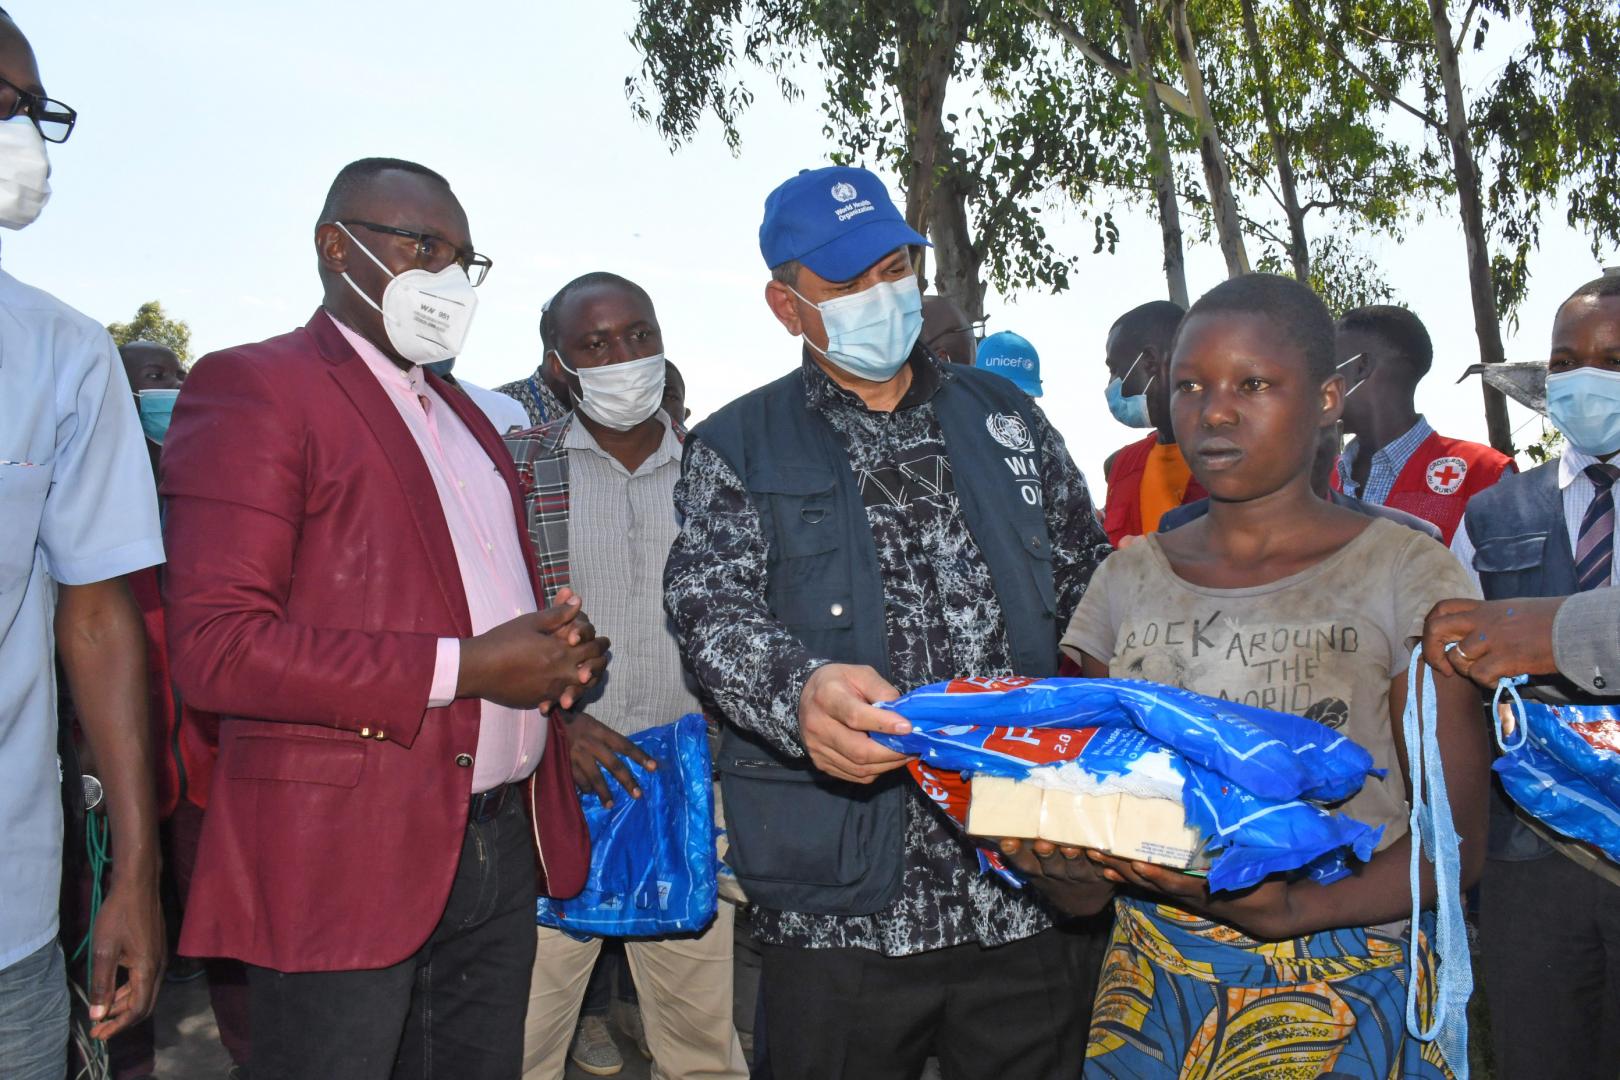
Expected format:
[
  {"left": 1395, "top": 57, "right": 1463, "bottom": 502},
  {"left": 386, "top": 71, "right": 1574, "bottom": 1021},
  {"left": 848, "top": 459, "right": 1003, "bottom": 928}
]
[{"left": 694, "top": 360, "right": 1061, "bottom": 914}]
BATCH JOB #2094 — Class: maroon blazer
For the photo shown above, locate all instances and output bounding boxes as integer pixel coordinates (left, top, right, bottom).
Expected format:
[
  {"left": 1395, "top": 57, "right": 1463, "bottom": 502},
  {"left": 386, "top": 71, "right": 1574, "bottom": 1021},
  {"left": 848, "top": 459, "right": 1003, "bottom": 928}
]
[{"left": 162, "top": 310, "right": 588, "bottom": 972}]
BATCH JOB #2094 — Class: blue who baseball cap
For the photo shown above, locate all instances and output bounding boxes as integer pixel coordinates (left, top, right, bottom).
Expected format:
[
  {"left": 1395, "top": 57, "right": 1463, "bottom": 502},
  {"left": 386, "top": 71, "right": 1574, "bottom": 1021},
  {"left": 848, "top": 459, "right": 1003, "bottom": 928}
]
[
  {"left": 977, "top": 330, "right": 1043, "bottom": 397},
  {"left": 759, "top": 166, "right": 929, "bottom": 282}
]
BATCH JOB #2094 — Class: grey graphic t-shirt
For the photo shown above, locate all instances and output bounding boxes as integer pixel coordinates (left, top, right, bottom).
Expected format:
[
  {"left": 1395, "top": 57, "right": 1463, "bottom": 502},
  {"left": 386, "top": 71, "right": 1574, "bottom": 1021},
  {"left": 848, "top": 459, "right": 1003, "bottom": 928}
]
[{"left": 1061, "top": 517, "right": 1480, "bottom": 847}]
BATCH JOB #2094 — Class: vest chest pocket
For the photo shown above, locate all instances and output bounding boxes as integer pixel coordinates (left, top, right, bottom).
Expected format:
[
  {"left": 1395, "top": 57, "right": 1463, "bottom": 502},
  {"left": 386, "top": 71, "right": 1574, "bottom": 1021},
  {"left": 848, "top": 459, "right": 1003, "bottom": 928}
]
[
  {"left": 1473, "top": 531, "right": 1550, "bottom": 597},
  {"left": 748, "top": 464, "right": 841, "bottom": 562}
]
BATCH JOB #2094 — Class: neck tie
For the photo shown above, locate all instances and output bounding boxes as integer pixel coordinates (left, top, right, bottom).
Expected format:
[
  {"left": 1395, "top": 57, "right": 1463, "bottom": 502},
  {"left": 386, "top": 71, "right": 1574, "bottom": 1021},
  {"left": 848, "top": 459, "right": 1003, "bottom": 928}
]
[{"left": 1575, "top": 463, "right": 1619, "bottom": 591}]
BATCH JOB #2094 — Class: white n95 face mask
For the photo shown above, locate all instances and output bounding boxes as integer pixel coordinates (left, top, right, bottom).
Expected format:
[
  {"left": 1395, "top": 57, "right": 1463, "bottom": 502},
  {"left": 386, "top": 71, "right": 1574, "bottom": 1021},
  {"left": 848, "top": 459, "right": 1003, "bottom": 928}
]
[
  {"left": 555, "top": 351, "right": 667, "bottom": 431},
  {"left": 0, "top": 116, "right": 51, "bottom": 230},
  {"left": 791, "top": 276, "right": 923, "bottom": 383},
  {"left": 336, "top": 222, "right": 477, "bottom": 366}
]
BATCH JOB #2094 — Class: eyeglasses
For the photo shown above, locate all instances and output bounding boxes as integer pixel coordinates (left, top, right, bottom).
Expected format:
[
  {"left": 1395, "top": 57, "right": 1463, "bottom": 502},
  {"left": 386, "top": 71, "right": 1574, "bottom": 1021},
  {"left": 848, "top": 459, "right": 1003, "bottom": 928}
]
[
  {"left": 340, "top": 220, "right": 493, "bottom": 286},
  {"left": 0, "top": 75, "right": 76, "bottom": 143}
]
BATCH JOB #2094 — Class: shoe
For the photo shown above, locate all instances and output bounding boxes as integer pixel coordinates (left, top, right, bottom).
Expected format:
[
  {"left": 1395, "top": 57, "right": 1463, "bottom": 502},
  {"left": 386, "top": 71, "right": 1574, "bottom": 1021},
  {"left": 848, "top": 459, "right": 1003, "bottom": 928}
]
[
  {"left": 569, "top": 1015, "right": 624, "bottom": 1077},
  {"left": 613, "top": 1000, "right": 652, "bottom": 1060}
]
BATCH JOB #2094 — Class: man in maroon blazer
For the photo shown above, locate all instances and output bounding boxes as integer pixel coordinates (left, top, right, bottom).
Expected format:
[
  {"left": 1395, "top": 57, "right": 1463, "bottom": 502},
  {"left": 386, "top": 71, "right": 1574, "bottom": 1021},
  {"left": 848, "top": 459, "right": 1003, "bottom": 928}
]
[{"left": 160, "top": 157, "right": 609, "bottom": 1080}]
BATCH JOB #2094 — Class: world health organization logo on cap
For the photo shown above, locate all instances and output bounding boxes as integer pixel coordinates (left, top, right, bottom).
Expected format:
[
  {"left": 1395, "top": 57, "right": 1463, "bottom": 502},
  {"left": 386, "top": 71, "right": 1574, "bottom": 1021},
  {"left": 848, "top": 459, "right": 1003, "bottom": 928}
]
[{"left": 830, "top": 181, "right": 859, "bottom": 202}]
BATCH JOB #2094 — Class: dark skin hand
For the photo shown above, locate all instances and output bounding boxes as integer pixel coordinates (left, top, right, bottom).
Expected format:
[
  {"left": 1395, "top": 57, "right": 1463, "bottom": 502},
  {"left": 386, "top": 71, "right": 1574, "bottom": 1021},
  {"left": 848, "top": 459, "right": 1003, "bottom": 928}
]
[
  {"left": 1070, "top": 310, "right": 1489, "bottom": 939},
  {"left": 456, "top": 590, "right": 610, "bottom": 711},
  {"left": 545, "top": 280, "right": 668, "bottom": 473},
  {"left": 56, "top": 579, "right": 165, "bottom": 1039},
  {"left": 1422, "top": 597, "right": 1564, "bottom": 686},
  {"left": 995, "top": 837, "right": 1117, "bottom": 917},
  {"left": 564, "top": 712, "right": 657, "bottom": 807},
  {"left": 765, "top": 246, "right": 918, "bottom": 414}
]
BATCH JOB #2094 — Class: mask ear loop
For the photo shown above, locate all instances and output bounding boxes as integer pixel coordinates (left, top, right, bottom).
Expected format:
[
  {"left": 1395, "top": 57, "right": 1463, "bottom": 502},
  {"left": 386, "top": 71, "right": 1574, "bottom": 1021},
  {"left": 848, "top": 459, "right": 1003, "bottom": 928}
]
[
  {"left": 1336, "top": 352, "right": 1366, "bottom": 399},
  {"left": 1491, "top": 671, "right": 1531, "bottom": 753}
]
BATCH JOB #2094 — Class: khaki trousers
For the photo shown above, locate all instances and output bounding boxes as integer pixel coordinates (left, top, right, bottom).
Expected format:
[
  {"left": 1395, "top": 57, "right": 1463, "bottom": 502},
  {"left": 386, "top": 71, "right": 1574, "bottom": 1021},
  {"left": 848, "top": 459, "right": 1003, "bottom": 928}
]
[{"left": 522, "top": 902, "right": 748, "bottom": 1080}]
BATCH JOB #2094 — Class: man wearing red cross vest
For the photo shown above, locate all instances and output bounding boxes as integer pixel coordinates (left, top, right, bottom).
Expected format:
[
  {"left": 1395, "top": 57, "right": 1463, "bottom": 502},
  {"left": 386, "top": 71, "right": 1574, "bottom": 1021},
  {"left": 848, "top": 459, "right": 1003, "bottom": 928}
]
[{"left": 1331, "top": 305, "right": 1514, "bottom": 544}]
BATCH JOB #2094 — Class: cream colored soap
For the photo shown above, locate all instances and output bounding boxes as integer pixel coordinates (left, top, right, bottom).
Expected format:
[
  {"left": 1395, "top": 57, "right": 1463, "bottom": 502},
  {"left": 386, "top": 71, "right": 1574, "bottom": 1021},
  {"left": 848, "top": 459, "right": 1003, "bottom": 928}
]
[
  {"left": 966, "top": 775, "right": 1043, "bottom": 839},
  {"left": 1036, "top": 790, "right": 1118, "bottom": 850},
  {"left": 1105, "top": 794, "right": 1207, "bottom": 869},
  {"left": 968, "top": 776, "right": 1208, "bottom": 870}
]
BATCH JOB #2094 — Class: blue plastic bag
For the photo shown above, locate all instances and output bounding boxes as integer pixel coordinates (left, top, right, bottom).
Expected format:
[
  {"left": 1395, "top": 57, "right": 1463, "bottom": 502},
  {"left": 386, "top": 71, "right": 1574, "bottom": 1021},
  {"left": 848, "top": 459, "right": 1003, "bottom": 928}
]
[
  {"left": 536, "top": 714, "right": 718, "bottom": 938},
  {"left": 874, "top": 677, "right": 1383, "bottom": 893},
  {"left": 1492, "top": 687, "right": 1620, "bottom": 862},
  {"left": 877, "top": 676, "right": 1378, "bottom": 802}
]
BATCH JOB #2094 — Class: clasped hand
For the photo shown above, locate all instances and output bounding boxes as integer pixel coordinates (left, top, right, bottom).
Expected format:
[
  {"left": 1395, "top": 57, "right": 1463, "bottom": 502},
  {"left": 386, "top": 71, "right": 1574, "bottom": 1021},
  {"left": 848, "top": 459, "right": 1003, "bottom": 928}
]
[{"left": 457, "top": 587, "right": 610, "bottom": 710}]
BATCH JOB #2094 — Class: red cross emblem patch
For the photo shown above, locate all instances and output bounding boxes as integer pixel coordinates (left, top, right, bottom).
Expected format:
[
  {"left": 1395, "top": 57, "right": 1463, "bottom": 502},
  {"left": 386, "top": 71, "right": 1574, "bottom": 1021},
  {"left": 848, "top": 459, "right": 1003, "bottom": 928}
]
[{"left": 1425, "top": 456, "right": 1468, "bottom": 495}]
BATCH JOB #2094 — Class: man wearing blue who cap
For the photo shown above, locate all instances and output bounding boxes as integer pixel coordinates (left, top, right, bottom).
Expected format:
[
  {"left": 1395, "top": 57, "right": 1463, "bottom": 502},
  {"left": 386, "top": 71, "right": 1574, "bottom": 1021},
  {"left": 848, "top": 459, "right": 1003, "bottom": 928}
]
[
  {"left": 978, "top": 330, "right": 1044, "bottom": 397},
  {"left": 665, "top": 165, "right": 1113, "bottom": 1077}
]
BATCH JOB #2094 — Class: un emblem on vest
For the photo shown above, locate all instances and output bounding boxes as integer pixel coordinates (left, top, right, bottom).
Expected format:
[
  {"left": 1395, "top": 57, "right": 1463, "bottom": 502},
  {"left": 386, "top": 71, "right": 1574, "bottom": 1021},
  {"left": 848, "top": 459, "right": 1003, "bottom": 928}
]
[
  {"left": 830, "top": 181, "right": 858, "bottom": 202},
  {"left": 1425, "top": 456, "right": 1468, "bottom": 495},
  {"left": 986, "top": 412, "right": 1034, "bottom": 453}
]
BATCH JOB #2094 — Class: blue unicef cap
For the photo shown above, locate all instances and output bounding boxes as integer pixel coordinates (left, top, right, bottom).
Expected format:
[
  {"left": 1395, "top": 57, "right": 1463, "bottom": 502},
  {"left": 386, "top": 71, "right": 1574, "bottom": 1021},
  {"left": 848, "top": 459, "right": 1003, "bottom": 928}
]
[
  {"left": 759, "top": 166, "right": 929, "bottom": 282},
  {"left": 977, "top": 330, "right": 1042, "bottom": 397}
]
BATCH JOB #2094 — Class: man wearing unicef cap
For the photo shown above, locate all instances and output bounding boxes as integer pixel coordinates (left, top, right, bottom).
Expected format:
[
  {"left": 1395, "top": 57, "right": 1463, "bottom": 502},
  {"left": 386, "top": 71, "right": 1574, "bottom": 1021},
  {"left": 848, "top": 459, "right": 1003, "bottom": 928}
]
[{"left": 665, "top": 165, "right": 1113, "bottom": 1076}]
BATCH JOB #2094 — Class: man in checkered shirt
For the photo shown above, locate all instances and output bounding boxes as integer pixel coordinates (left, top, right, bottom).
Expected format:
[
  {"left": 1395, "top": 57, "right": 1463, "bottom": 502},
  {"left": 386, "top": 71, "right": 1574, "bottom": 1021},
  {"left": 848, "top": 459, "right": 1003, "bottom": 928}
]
[{"left": 505, "top": 272, "right": 747, "bottom": 1080}]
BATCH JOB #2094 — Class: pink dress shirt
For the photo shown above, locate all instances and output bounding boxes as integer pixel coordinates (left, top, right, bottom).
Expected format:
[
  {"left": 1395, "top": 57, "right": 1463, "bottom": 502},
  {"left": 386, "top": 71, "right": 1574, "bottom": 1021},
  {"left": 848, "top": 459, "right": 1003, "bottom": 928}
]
[{"left": 333, "top": 316, "right": 546, "bottom": 791}]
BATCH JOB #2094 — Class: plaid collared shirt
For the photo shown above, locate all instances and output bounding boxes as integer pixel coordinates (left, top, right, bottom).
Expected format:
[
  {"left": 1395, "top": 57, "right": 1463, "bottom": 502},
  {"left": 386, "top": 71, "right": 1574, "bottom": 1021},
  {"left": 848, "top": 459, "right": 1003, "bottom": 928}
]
[
  {"left": 493, "top": 371, "right": 569, "bottom": 430},
  {"left": 504, "top": 410, "right": 686, "bottom": 606},
  {"left": 1336, "top": 415, "right": 1435, "bottom": 504}
]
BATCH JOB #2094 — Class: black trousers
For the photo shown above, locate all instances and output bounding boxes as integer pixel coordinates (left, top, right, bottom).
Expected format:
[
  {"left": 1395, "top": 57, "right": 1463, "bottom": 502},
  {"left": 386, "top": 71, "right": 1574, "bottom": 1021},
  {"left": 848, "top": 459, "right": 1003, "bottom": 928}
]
[
  {"left": 759, "top": 918, "right": 1109, "bottom": 1080},
  {"left": 246, "top": 793, "right": 538, "bottom": 1080},
  {"left": 1480, "top": 852, "right": 1620, "bottom": 1080}
]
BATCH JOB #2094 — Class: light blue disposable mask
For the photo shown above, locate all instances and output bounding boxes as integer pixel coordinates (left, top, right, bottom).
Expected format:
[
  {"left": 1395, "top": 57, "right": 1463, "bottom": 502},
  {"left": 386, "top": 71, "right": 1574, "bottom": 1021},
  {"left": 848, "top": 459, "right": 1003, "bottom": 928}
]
[
  {"left": 1336, "top": 352, "right": 1366, "bottom": 399},
  {"left": 791, "top": 276, "right": 923, "bottom": 383},
  {"left": 137, "top": 388, "right": 180, "bottom": 445},
  {"left": 1546, "top": 366, "right": 1620, "bottom": 457},
  {"left": 1105, "top": 351, "right": 1154, "bottom": 428}
]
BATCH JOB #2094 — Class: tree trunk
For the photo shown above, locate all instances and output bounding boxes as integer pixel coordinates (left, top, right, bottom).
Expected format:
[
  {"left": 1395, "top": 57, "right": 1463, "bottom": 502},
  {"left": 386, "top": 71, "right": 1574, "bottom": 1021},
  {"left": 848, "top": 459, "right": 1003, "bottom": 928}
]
[
  {"left": 1428, "top": 0, "right": 1513, "bottom": 454},
  {"left": 1167, "top": 0, "right": 1250, "bottom": 277},
  {"left": 1120, "top": 0, "right": 1189, "bottom": 307},
  {"left": 895, "top": 0, "right": 968, "bottom": 291},
  {"left": 929, "top": 157, "right": 987, "bottom": 321},
  {"left": 1239, "top": 0, "right": 1309, "bottom": 281}
]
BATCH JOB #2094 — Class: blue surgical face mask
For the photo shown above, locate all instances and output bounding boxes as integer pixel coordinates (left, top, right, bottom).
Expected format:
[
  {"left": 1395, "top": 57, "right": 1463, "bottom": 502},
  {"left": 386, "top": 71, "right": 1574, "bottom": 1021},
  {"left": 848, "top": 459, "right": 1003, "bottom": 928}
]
[
  {"left": 1546, "top": 366, "right": 1620, "bottom": 456},
  {"left": 1105, "top": 350, "right": 1153, "bottom": 428},
  {"left": 791, "top": 276, "right": 923, "bottom": 383},
  {"left": 423, "top": 357, "right": 456, "bottom": 378},
  {"left": 137, "top": 388, "right": 180, "bottom": 445}
]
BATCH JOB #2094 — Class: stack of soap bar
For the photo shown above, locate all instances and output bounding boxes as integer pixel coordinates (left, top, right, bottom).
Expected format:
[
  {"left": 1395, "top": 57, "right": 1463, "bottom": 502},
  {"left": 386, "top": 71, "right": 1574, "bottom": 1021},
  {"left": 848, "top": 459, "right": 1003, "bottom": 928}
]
[{"left": 965, "top": 775, "right": 1208, "bottom": 870}]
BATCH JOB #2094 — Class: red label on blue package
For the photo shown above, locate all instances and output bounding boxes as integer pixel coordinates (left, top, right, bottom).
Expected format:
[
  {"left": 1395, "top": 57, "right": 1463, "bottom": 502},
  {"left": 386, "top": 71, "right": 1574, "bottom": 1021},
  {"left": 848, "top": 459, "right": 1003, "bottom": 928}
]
[
  {"left": 944, "top": 676, "right": 1040, "bottom": 694},
  {"left": 982, "top": 725, "right": 1098, "bottom": 765},
  {"left": 1572, "top": 718, "right": 1620, "bottom": 755}
]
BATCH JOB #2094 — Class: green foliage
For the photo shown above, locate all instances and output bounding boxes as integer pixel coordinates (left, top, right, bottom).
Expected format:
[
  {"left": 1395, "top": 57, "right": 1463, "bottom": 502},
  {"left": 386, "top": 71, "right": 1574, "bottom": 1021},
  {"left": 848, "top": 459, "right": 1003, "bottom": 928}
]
[
  {"left": 1257, "top": 233, "right": 1397, "bottom": 316},
  {"left": 626, "top": 0, "right": 1134, "bottom": 304},
  {"left": 1521, "top": 422, "right": 1563, "bottom": 467},
  {"left": 106, "top": 301, "right": 192, "bottom": 363}
]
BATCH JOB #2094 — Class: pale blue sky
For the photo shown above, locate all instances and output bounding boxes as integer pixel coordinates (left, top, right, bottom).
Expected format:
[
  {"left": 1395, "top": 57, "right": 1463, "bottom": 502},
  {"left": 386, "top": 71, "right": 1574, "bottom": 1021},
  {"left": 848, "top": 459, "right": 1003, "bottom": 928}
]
[{"left": 5, "top": 1, "right": 1607, "bottom": 486}]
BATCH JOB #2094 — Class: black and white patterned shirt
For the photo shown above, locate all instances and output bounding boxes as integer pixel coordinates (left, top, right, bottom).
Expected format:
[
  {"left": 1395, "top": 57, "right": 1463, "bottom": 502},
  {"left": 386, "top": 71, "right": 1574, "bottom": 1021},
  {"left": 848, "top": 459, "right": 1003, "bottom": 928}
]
[{"left": 666, "top": 351, "right": 1112, "bottom": 955}]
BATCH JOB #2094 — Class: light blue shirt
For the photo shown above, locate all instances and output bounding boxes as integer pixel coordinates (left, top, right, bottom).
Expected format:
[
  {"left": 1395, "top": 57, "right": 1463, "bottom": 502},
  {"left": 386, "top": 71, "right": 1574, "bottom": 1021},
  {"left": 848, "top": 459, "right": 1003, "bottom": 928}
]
[{"left": 0, "top": 262, "right": 164, "bottom": 971}]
